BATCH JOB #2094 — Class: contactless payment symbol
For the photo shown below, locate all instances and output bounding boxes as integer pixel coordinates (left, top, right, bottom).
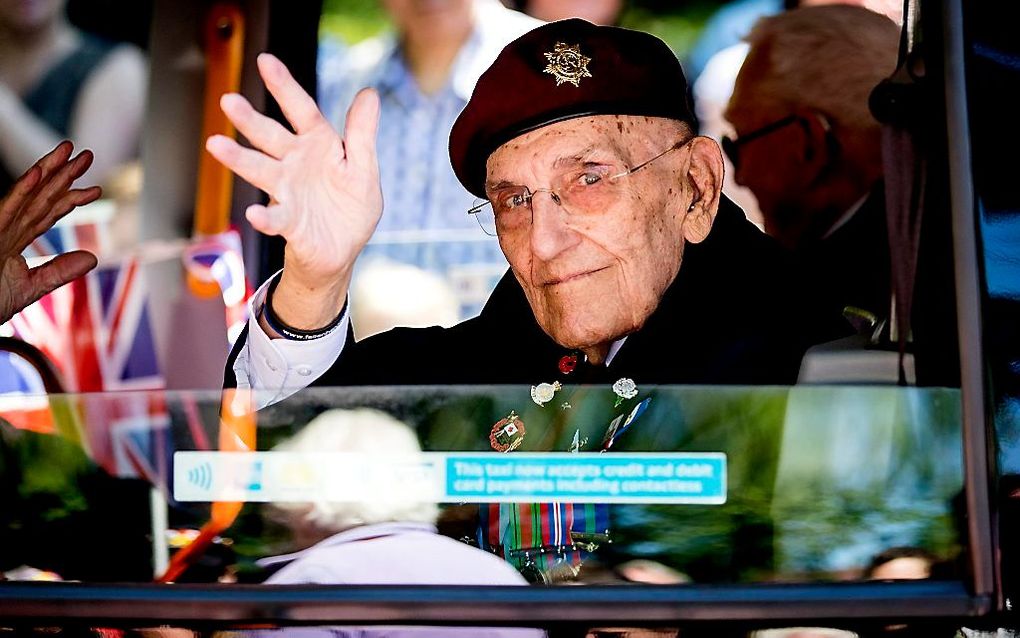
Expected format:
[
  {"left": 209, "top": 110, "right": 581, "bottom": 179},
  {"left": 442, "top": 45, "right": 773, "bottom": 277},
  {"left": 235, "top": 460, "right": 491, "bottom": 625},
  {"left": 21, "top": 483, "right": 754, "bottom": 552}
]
[{"left": 187, "top": 461, "right": 213, "bottom": 491}]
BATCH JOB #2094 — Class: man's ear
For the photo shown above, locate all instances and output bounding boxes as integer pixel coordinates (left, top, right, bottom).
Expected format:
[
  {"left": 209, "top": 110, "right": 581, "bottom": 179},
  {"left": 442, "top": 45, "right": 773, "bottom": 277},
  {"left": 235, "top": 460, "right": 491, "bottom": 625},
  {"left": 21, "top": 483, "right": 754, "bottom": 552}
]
[
  {"left": 682, "top": 136, "right": 724, "bottom": 244},
  {"left": 797, "top": 110, "right": 837, "bottom": 175}
]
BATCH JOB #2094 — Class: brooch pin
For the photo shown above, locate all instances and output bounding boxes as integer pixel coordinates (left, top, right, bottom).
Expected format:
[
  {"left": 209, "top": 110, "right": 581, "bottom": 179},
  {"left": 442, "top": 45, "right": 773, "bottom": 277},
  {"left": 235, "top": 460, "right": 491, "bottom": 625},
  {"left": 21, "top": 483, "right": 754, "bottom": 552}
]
[
  {"left": 543, "top": 42, "right": 593, "bottom": 87},
  {"left": 531, "top": 381, "right": 562, "bottom": 407},
  {"left": 490, "top": 411, "right": 527, "bottom": 453},
  {"left": 612, "top": 377, "right": 639, "bottom": 407},
  {"left": 601, "top": 397, "right": 652, "bottom": 451}
]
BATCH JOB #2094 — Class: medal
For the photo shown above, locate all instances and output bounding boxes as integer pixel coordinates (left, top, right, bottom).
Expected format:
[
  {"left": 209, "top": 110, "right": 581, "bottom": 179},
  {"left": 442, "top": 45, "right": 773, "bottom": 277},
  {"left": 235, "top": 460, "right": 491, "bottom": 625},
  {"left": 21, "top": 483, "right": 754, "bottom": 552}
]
[
  {"left": 531, "top": 381, "right": 562, "bottom": 407},
  {"left": 612, "top": 377, "right": 639, "bottom": 407},
  {"left": 490, "top": 411, "right": 527, "bottom": 452},
  {"left": 600, "top": 397, "right": 652, "bottom": 451}
]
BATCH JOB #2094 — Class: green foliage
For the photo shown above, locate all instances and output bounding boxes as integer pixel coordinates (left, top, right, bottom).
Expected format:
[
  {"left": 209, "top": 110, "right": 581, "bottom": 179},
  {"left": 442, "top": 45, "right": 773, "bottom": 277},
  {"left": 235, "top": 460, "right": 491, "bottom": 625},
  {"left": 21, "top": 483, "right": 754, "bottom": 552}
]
[
  {"left": 620, "top": 2, "right": 720, "bottom": 57},
  {"left": 318, "top": 0, "right": 720, "bottom": 53},
  {"left": 320, "top": 0, "right": 390, "bottom": 44}
]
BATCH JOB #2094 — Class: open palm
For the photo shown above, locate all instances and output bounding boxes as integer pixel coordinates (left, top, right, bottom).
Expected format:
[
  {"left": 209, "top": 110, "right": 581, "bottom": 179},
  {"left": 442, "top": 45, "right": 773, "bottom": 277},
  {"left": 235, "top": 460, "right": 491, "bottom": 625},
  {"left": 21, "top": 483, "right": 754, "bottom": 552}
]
[
  {"left": 207, "top": 53, "right": 382, "bottom": 289},
  {"left": 0, "top": 142, "right": 100, "bottom": 325}
]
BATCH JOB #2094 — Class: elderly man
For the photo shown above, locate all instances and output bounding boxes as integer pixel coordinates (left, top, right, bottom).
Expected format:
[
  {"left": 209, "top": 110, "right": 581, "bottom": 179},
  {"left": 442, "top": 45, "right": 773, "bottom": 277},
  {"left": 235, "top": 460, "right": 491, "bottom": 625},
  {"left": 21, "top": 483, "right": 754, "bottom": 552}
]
[
  {"left": 211, "top": 19, "right": 831, "bottom": 405},
  {"left": 724, "top": 5, "right": 899, "bottom": 321}
]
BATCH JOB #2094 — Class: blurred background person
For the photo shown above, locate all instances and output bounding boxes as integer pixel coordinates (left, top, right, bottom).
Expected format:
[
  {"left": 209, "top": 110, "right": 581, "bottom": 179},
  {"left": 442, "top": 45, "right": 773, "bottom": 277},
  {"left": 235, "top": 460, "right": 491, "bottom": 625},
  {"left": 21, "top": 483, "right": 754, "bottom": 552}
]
[
  {"left": 317, "top": 0, "right": 539, "bottom": 319},
  {"left": 349, "top": 258, "right": 460, "bottom": 339},
  {"left": 510, "top": 0, "right": 624, "bottom": 25},
  {"left": 258, "top": 408, "right": 543, "bottom": 637},
  {"left": 865, "top": 546, "right": 935, "bottom": 580},
  {"left": 691, "top": 0, "right": 901, "bottom": 228},
  {"left": 0, "top": 0, "right": 147, "bottom": 192},
  {"left": 723, "top": 5, "right": 899, "bottom": 321}
]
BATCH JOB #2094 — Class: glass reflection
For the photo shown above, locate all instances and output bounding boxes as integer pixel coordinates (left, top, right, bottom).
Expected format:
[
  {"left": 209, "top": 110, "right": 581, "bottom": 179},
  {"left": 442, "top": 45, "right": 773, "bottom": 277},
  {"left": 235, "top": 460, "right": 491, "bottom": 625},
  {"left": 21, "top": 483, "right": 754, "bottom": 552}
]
[{"left": 0, "top": 385, "right": 963, "bottom": 588}]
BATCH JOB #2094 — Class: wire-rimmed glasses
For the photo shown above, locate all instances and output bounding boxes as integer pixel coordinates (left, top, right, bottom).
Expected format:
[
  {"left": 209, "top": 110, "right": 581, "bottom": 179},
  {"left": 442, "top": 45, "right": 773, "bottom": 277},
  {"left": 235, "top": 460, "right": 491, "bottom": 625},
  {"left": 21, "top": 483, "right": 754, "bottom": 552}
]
[{"left": 468, "top": 137, "right": 694, "bottom": 237}]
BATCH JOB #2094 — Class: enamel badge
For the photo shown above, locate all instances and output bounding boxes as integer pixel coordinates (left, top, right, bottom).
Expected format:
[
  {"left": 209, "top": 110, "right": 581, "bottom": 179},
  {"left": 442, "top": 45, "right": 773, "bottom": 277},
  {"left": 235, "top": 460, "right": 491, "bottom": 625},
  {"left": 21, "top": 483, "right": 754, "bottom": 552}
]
[
  {"left": 543, "top": 42, "right": 593, "bottom": 87},
  {"left": 490, "top": 411, "right": 527, "bottom": 452}
]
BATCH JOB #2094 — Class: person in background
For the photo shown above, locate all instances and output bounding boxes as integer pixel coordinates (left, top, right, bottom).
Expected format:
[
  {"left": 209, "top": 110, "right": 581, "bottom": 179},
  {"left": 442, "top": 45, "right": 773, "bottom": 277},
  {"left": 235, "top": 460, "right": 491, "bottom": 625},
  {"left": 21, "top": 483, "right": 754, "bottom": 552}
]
[
  {"left": 259, "top": 408, "right": 543, "bottom": 637},
  {"left": 0, "top": 0, "right": 146, "bottom": 192},
  {"left": 865, "top": 546, "right": 935, "bottom": 580},
  {"left": 724, "top": 5, "right": 899, "bottom": 321},
  {"left": 317, "top": 0, "right": 539, "bottom": 318},
  {"left": 349, "top": 258, "right": 460, "bottom": 339},
  {"left": 511, "top": 0, "right": 624, "bottom": 25},
  {"left": 692, "top": 0, "right": 901, "bottom": 229}
]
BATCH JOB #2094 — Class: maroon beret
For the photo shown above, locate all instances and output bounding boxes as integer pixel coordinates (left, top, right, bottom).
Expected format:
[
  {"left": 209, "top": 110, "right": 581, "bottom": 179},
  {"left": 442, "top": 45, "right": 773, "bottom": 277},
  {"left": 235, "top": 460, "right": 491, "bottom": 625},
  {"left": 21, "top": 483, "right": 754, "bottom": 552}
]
[{"left": 449, "top": 18, "right": 695, "bottom": 199}]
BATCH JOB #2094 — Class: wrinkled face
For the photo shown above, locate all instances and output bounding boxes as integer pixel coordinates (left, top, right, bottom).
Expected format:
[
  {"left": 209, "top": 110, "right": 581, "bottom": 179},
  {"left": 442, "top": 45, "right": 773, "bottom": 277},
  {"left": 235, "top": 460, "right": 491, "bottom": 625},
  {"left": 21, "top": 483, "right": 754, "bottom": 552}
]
[{"left": 485, "top": 115, "right": 700, "bottom": 351}]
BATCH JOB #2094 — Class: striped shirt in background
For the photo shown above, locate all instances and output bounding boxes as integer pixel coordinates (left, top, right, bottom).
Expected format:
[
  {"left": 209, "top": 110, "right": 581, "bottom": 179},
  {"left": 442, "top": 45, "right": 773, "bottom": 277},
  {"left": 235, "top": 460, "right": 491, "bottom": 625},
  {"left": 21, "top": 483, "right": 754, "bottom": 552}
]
[{"left": 317, "top": 1, "right": 541, "bottom": 318}]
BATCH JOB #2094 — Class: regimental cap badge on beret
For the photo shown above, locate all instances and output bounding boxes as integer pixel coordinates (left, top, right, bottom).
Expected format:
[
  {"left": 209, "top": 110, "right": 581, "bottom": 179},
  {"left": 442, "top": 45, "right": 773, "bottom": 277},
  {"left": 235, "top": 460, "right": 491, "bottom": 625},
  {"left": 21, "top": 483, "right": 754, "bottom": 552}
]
[
  {"left": 543, "top": 42, "right": 592, "bottom": 87},
  {"left": 450, "top": 18, "right": 696, "bottom": 199}
]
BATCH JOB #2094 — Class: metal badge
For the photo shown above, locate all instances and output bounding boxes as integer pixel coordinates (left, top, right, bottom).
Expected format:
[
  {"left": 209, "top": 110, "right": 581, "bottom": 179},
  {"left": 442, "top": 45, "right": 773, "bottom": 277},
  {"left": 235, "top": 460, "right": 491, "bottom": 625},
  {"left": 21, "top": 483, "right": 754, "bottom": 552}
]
[
  {"left": 490, "top": 411, "right": 527, "bottom": 452},
  {"left": 531, "top": 381, "right": 562, "bottom": 407},
  {"left": 543, "top": 42, "right": 593, "bottom": 87}
]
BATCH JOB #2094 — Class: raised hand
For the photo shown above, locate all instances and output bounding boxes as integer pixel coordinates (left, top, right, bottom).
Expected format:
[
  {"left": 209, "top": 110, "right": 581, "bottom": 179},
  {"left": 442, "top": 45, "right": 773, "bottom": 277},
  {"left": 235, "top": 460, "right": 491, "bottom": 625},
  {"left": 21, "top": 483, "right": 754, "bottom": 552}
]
[
  {"left": 207, "top": 53, "right": 382, "bottom": 330},
  {"left": 0, "top": 141, "right": 101, "bottom": 325}
]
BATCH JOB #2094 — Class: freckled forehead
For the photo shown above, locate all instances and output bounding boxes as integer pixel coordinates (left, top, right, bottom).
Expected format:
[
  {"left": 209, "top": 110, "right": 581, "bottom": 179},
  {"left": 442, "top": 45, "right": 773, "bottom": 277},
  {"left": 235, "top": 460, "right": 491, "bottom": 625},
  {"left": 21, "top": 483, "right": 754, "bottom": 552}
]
[{"left": 486, "top": 115, "right": 647, "bottom": 181}]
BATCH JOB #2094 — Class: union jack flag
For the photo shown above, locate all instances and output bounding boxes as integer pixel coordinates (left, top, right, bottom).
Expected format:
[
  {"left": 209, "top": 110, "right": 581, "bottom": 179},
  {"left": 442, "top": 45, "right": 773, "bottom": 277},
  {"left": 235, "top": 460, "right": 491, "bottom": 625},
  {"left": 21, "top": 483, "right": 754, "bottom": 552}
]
[{"left": 9, "top": 257, "right": 163, "bottom": 393}]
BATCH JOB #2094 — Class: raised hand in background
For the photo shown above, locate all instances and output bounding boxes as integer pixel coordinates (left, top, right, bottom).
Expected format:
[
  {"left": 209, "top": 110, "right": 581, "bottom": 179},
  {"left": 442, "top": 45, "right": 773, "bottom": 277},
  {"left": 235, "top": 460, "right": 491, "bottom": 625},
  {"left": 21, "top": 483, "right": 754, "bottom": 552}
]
[{"left": 0, "top": 141, "right": 101, "bottom": 325}]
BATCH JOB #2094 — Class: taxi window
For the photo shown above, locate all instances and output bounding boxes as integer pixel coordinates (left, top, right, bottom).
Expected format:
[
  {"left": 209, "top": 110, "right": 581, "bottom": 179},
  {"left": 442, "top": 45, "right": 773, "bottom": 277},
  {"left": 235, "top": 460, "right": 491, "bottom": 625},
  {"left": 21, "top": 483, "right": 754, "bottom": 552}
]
[{"left": 0, "top": 385, "right": 964, "bottom": 587}]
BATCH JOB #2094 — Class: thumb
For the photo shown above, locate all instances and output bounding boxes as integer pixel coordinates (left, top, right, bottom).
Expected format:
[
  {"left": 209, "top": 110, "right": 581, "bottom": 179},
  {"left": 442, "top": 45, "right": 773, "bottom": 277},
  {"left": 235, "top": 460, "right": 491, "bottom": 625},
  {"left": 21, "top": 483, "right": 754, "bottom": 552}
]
[{"left": 27, "top": 250, "right": 97, "bottom": 304}]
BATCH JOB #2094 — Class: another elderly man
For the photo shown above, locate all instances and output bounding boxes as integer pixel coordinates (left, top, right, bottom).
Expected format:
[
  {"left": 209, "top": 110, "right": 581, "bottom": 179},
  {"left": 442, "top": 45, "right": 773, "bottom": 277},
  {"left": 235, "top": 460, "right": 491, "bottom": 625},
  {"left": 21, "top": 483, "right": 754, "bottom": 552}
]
[
  {"left": 724, "top": 5, "right": 899, "bottom": 322},
  {"left": 211, "top": 19, "right": 832, "bottom": 405}
]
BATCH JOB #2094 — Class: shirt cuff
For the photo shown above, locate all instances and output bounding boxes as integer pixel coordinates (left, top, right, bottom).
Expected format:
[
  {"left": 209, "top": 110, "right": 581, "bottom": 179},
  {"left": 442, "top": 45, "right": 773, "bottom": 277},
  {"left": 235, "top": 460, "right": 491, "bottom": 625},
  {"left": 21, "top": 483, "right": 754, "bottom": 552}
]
[{"left": 236, "top": 270, "right": 348, "bottom": 408}]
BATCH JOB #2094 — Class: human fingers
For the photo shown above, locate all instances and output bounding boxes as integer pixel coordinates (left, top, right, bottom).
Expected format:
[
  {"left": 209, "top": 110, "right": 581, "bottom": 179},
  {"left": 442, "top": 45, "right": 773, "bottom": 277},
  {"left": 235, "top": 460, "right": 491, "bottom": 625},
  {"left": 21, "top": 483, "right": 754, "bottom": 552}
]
[
  {"left": 343, "top": 88, "right": 381, "bottom": 170},
  {"left": 0, "top": 165, "right": 41, "bottom": 225},
  {"left": 206, "top": 135, "right": 282, "bottom": 194},
  {"left": 25, "top": 186, "right": 103, "bottom": 250},
  {"left": 220, "top": 93, "right": 294, "bottom": 159},
  {"left": 1, "top": 142, "right": 72, "bottom": 222},
  {"left": 30, "top": 149, "right": 94, "bottom": 204},
  {"left": 25, "top": 250, "right": 98, "bottom": 307},
  {"left": 29, "top": 140, "right": 75, "bottom": 185},
  {"left": 256, "top": 53, "right": 325, "bottom": 135},
  {"left": 25, "top": 150, "right": 95, "bottom": 221},
  {"left": 244, "top": 203, "right": 292, "bottom": 237}
]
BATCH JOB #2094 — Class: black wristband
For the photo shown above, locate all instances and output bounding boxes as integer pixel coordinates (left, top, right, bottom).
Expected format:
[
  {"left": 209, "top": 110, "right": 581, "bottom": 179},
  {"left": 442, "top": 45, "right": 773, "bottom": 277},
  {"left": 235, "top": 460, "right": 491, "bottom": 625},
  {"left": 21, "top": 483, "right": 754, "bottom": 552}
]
[{"left": 263, "top": 275, "right": 346, "bottom": 341}]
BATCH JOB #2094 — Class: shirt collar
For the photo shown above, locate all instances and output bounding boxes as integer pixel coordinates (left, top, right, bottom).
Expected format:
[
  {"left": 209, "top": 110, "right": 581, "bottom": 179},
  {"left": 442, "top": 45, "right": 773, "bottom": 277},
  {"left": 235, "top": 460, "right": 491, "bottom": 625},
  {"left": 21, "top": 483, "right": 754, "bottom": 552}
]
[{"left": 822, "top": 192, "right": 870, "bottom": 240}]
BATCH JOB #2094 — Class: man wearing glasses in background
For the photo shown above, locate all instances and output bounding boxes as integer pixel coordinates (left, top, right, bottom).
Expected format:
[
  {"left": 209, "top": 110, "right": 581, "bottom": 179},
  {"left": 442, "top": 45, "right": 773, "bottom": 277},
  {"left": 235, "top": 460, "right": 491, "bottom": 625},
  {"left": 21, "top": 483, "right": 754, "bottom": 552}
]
[
  {"left": 725, "top": 5, "right": 899, "bottom": 325},
  {"left": 212, "top": 19, "right": 839, "bottom": 406}
]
